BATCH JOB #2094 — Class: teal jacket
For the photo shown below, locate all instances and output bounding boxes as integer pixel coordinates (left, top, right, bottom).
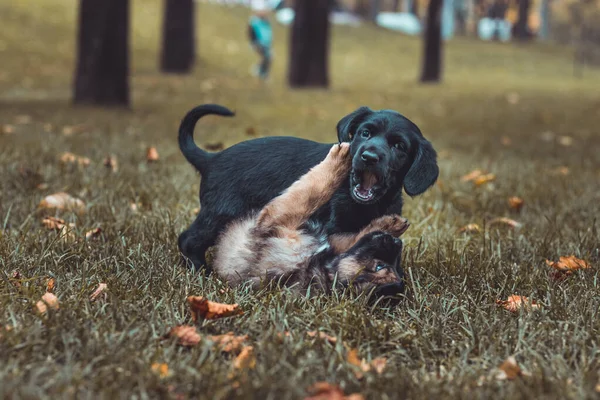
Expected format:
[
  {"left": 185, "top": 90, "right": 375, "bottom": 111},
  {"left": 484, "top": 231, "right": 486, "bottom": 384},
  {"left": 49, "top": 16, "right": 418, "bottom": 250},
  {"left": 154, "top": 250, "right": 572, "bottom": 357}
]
[{"left": 248, "top": 16, "right": 272, "bottom": 48}]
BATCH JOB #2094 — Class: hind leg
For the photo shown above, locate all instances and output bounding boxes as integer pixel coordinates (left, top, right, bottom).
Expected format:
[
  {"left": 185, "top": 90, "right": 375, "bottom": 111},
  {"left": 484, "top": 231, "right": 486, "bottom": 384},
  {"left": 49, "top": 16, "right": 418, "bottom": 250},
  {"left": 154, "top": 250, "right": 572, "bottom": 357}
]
[{"left": 178, "top": 211, "right": 221, "bottom": 274}]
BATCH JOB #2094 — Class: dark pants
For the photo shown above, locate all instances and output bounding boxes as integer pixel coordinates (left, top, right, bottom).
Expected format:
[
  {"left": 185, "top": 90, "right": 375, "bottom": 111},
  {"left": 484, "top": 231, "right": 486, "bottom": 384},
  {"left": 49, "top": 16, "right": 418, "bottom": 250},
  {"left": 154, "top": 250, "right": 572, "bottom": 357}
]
[{"left": 254, "top": 44, "right": 271, "bottom": 79}]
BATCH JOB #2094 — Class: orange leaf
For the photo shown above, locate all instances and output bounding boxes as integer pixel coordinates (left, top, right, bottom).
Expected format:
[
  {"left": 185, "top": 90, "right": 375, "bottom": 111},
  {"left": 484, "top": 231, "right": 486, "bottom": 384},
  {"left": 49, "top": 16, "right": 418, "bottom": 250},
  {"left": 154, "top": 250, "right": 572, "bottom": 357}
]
[
  {"left": 473, "top": 173, "right": 496, "bottom": 186},
  {"left": 1, "top": 124, "right": 15, "bottom": 134},
  {"left": 151, "top": 363, "right": 172, "bottom": 378},
  {"left": 460, "top": 169, "right": 484, "bottom": 182},
  {"left": 508, "top": 196, "right": 524, "bottom": 212},
  {"left": 459, "top": 223, "right": 481, "bottom": 234},
  {"left": 90, "top": 283, "right": 108, "bottom": 301},
  {"left": 163, "top": 325, "right": 202, "bottom": 347},
  {"left": 493, "top": 356, "right": 530, "bottom": 380},
  {"left": 346, "top": 348, "right": 371, "bottom": 379},
  {"left": 371, "top": 357, "right": 387, "bottom": 374},
  {"left": 36, "top": 292, "right": 59, "bottom": 314},
  {"left": 207, "top": 332, "right": 248, "bottom": 353},
  {"left": 39, "top": 192, "right": 86, "bottom": 213},
  {"left": 146, "top": 147, "right": 160, "bottom": 162},
  {"left": 545, "top": 256, "right": 591, "bottom": 272},
  {"left": 46, "top": 278, "right": 56, "bottom": 293},
  {"left": 103, "top": 155, "right": 119, "bottom": 172},
  {"left": 496, "top": 295, "right": 540, "bottom": 313},
  {"left": 59, "top": 152, "right": 91, "bottom": 167},
  {"left": 42, "top": 216, "right": 74, "bottom": 231},
  {"left": 232, "top": 346, "right": 256, "bottom": 370},
  {"left": 187, "top": 296, "right": 242, "bottom": 321},
  {"left": 304, "top": 382, "right": 364, "bottom": 400},
  {"left": 306, "top": 331, "right": 337, "bottom": 344},
  {"left": 85, "top": 227, "right": 102, "bottom": 241},
  {"left": 488, "top": 217, "right": 522, "bottom": 229}
]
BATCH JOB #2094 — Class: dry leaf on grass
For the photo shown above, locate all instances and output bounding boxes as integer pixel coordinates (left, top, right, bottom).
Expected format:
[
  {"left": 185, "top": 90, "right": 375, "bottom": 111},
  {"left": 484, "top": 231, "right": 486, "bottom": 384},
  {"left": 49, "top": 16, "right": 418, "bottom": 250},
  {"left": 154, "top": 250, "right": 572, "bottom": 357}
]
[
  {"left": 473, "top": 173, "right": 496, "bottom": 186},
  {"left": 146, "top": 147, "right": 160, "bottom": 162},
  {"left": 90, "top": 283, "right": 108, "bottom": 301},
  {"left": 276, "top": 331, "right": 292, "bottom": 341},
  {"left": 508, "top": 196, "right": 524, "bottom": 212},
  {"left": 163, "top": 325, "right": 202, "bottom": 347},
  {"left": 232, "top": 346, "right": 256, "bottom": 370},
  {"left": 307, "top": 331, "right": 337, "bottom": 344},
  {"left": 546, "top": 256, "right": 591, "bottom": 280},
  {"left": 42, "top": 216, "right": 75, "bottom": 231},
  {"left": 459, "top": 223, "right": 481, "bottom": 234},
  {"left": 151, "top": 363, "right": 173, "bottom": 378},
  {"left": 488, "top": 217, "right": 522, "bottom": 229},
  {"left": 187, "top": 296, "right": 243, "bottom": 321},
  {"left": 59, "top": 152, "right": 91, "bottom": 167},
  {"left": 496, "top": 295, "right": 540, "bottom": 313},
  {"left": 46, "top": 278, "right": 56, "bottom": 293},
  {"left": 492, "top": 356, "right": 531, "bottom": 380},
  {"left": 103, "top": 155, "right": 119, "bottom": 172},
  {"left": 245, "top": 126, "right": 257, "bottom": 136},
  {"left": 85, "top": 227, "right": 102, "bottom": 240},
  {"left": 304, "top": 382, "right": 364, "bottom": 400},
  {"left": 347, "top": 348, "right": 387, "bottom": 379},
  {"left": 39, "top": 192, "right": 86, "bottom": 213},
  {"left": 36, "top": 292, "right": 59, "bottom": 314},
  {"left": 1, "top": 124, "right": 15, "bottom": 134},
  {"left": 460, "top": 169, "right": 484, "bottom": 182},
  {"left": 207, "top": 332, "right": 248, "bottom": 353}
]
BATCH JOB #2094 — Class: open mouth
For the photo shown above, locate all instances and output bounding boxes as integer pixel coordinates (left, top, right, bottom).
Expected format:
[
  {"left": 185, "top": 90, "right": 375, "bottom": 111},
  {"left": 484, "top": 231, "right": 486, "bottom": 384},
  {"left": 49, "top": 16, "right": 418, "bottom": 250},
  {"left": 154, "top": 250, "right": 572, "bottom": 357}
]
[{"left": 352, "top": 171, "right": 381, "bottom": 203}]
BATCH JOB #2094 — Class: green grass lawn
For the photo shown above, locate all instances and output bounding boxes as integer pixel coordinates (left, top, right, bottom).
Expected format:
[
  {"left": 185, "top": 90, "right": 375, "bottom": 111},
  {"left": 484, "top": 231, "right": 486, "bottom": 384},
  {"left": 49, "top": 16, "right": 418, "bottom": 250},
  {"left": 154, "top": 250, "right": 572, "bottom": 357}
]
[{"left": 1, "top": 0, "right": 599, "bottom": 398}]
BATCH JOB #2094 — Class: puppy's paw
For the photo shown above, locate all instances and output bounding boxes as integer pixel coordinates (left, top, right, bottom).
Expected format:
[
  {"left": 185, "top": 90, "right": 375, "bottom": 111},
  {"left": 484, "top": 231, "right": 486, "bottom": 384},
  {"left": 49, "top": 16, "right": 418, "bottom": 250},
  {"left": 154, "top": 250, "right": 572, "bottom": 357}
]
[
  {"left": 370, "top": 215, "right": 410, "bottom": 237},
  {"left": 325, "top": 143, "right": 351, "bottom": 168}
]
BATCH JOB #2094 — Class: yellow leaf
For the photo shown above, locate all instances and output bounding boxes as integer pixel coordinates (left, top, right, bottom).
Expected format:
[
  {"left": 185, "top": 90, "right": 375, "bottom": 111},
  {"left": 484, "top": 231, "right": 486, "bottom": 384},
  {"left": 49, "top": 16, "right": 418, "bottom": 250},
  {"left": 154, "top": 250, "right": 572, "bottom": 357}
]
[{"left": 233, "top": 346, "right": 256, "bottom": 370}]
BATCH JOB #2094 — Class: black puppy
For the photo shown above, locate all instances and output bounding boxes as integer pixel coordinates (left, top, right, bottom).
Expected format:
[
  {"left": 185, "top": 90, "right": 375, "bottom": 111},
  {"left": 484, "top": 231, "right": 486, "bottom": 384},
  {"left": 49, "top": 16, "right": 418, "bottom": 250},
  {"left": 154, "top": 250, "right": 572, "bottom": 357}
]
[{"left": 178, "top": 104, "right": 438, "bottom": 272}]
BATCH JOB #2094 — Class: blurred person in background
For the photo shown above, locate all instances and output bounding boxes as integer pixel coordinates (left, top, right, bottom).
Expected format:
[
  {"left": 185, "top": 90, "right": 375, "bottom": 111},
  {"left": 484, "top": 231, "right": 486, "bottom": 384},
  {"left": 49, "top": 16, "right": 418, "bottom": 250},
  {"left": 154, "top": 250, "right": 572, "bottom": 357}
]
[{"left": 248, "top": 0, "right": 279, "bottom": 81}]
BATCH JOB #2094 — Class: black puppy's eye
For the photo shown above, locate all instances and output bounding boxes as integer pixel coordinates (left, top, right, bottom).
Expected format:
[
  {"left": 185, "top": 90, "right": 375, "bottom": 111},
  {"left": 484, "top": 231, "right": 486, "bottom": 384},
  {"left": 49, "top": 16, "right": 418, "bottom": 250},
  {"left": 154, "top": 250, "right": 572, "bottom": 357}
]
[
  {"left": 375, "top": 263, "right": 386, "bottom": 272},
  {"left": 393, "top": 142, "right": 406, "bottom": 151},
  {"left": 361, "top": 129, "right": 370, "bottom": 138}
]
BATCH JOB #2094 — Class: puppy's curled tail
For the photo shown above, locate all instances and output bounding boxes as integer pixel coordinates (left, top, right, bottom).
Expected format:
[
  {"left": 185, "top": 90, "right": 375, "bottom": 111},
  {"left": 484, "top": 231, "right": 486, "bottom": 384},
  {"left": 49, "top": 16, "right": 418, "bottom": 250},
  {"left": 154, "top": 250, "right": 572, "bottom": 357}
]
[{"left": 178, "top": 104, "right": 235, "bottom": 174}]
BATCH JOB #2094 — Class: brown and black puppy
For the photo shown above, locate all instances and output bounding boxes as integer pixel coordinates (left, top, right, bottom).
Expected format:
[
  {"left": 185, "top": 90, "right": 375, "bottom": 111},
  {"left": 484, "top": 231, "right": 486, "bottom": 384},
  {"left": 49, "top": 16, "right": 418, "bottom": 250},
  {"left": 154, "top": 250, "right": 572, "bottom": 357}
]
[{"left": 213, "top": 143, "right": 410, "bottom": 298}]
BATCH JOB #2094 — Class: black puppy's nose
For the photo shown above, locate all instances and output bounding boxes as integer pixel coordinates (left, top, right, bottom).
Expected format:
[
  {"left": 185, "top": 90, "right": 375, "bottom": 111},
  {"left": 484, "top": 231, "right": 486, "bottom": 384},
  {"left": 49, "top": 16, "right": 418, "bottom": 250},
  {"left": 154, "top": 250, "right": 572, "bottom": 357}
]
[{"left": 360, "top": 150, "right": 379, "bottom": 165}]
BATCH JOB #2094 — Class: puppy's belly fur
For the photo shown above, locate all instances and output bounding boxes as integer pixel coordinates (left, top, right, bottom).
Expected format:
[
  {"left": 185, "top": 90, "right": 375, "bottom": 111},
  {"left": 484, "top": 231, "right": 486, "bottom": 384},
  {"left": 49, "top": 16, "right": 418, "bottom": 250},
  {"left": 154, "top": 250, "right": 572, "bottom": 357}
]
[{"left": 213, "top": 217, "right": 323, "bottom": 288}]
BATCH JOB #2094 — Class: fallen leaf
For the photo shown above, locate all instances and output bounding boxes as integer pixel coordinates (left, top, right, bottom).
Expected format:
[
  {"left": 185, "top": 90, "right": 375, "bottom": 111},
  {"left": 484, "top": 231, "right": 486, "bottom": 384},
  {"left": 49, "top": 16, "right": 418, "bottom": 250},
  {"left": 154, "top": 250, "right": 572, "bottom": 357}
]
[
  {"left": 492, "top": 356, "right": 530, "bottom": 380},
  {"left": 1, "top": 124, "right": 15, "bottom": 134},
  {"left": 488, "top": 217, "right": 522, "bottom": 229},
  {"left": 460, "top": 169, "right": 484, "bottom": 182},
  {"left": 39, "top": 192, "right": 86, "bottom": 213},
  {"left": 191, "top": 207, "right": 200, "bottom": 215},
  {"left": 245, "top": 127, "right": 257, "bottom": 136},
  {"left": 163, "top": 325, "right": 202, "bottom": 347},
  {"left": 146, "top": 147, "right": 160, "bottom": 162},
  {"left": 103, "top": 155, "right": 119, "bottom": 172},
  {"left": 129, "top": 202, "right": 140, "bottom": 212},
  {"left": 42, "top": 216, "right": 74, "bottom": 231},
  {"left": 207, "top": 332, "right": 248, "bottom": 353},
  {"left": 36, "top": 292, "right": 59, "bottom": 314},
  {"left": 546, "top": 256, "right": 591, "bottom": 280},
  {"left": 508, "top": 196, "right": 524, "bottom": 212},
  {"left": 346, "top": 348, "right": 371, "bottom": 379},
  {"left": 371, "top": 358, "right": 387, "bottom": 374},
  {"left": 276, "top": 331, "right": 292, "bottom": 341},
  {"left": 551, "top": 166, "right": 570, "bottom": 176},
  {"left": 58, "top": 226, "right": 77, "bottom": 243},
  {"left": 474, "top": 173, "right": 496, "bottom": 186},
  {"left": 90, "top": 283, "right": 108, "bottom": 301},
  {"left": 85, "top": 227, "right": 102, "bottom": 240},
  {"left": 500, "top": 136, "right": 512, "bottom": 146},
  {"left": 496, "top": 295, "right": 540, "bottom": 313},
  {"left": 151, "top": 363, "right": 172, "bottom": 378},
  {"left": 307, "top": 331, "right": 337, "bottom": 344},
  {"left": 304, "top": 382, "right": 364, "bottom": 400},
  {"left": 59, "top": 152, "right": 91, "bottom": 167},
  {"left": 459, "top": 223, "right": 481, "bottom": 234},
  {"left": 558, "top": 136, "right": 573, "bottom": 147},
  {"left": 187, "top": 296, "right": 243, "bottom": 321},
  {"left": 46, "top": 278, "right": 56, "bottom": 293},
  {"left": 232, "top": 346, "right": 256, "bottom": 370},
  {"left": 204, "top": 142, "right": 224, "bottom": 151}
]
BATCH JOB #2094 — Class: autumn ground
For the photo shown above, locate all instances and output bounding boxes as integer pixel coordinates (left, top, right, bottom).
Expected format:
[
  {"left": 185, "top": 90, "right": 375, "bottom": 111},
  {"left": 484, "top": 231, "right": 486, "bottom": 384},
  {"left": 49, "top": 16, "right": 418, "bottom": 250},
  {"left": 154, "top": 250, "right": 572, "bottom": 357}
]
[{"left": 1, "top": 0, "right": 600, "bottom": 399}]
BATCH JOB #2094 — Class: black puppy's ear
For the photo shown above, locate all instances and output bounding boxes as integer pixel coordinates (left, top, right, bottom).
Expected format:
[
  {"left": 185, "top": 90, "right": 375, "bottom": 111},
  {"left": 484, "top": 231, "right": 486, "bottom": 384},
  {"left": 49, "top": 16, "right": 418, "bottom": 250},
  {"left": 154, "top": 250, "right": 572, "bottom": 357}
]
[
  {"left": 336, "top": 106, "right": 373, "bottom": 142},
  {"left": 404, "top": 138, "right": 439, "bottom": 196}
]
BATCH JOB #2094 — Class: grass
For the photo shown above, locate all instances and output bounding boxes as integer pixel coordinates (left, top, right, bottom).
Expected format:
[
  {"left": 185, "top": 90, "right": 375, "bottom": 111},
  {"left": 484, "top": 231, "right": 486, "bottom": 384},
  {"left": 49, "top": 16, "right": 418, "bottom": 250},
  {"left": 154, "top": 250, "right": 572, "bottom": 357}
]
[{"left": 1, "top": 0, "right": 600, "bottom": 398}]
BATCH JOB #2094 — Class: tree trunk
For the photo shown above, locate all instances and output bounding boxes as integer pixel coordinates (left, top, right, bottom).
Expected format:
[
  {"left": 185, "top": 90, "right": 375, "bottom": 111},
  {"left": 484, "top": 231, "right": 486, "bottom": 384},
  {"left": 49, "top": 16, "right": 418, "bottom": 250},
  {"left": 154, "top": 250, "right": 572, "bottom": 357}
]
[
  {"left": 288, "top": 0, "right": 330, "bottom": 88},
  {"left": 411, "top": 0, "right": 419, "bottom": 16},
  {"left": 73, "top": 0, "right": 129, "bottom": 106},
  {"left": 538, "top": 0, "right": 550, "bottom": 40},
  {"left": 513, "top": 0, "right": 531, "bottom": 40},
  {"left": 420, "top": 0, "right": 443, "bottom": 83},
  {"left": 392, "top": 0, "right": 401, "bottom": 12},
  {"left": 370, "top": 0, "right": 382, "bottom": 21},
  {"left": 161, "top": 0, "right": 196, "bottom": 73}
]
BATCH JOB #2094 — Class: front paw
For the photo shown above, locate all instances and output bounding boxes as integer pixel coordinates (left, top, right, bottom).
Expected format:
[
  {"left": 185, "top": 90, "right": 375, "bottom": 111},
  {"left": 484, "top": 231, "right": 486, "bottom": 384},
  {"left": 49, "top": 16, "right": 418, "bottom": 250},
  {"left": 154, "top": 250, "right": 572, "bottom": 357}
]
[
  {"left": 326, "top": 143, "right": 351, "bottom": 164},
  {"left": 370, "top": 215, "right": 410, "bottom": 237}
]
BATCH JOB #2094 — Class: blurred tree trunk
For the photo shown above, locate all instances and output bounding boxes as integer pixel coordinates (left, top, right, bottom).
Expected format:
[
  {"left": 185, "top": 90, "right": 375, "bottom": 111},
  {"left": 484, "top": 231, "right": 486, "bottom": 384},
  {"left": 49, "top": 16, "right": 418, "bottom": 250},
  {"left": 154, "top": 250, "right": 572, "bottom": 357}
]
[
  {"left": 370, "top": 0, "right": 382, "bottom": 21},
  {"left": 73, "top": 0, "right": 129, "bottom": 106},
  {"left": 392, "top": 0, "right": 401, "bottom": 11},
  {"left": 354, "top": 0, "right": 370, "bottom": 17},
  {"left": 420, "top": 0, "right": 443, "bottom": 83},
  {"left": 538, "top": 0, "right": 551, "bottom": 40},
  {"left": 288, "top": 0, "right": 330, "bottom": 88},
  {"left": 161, "top": 0, "right": 195, "bottom": 73},
  {"left": 513, "top": 0, "right": 531, "bottom": 40}
]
